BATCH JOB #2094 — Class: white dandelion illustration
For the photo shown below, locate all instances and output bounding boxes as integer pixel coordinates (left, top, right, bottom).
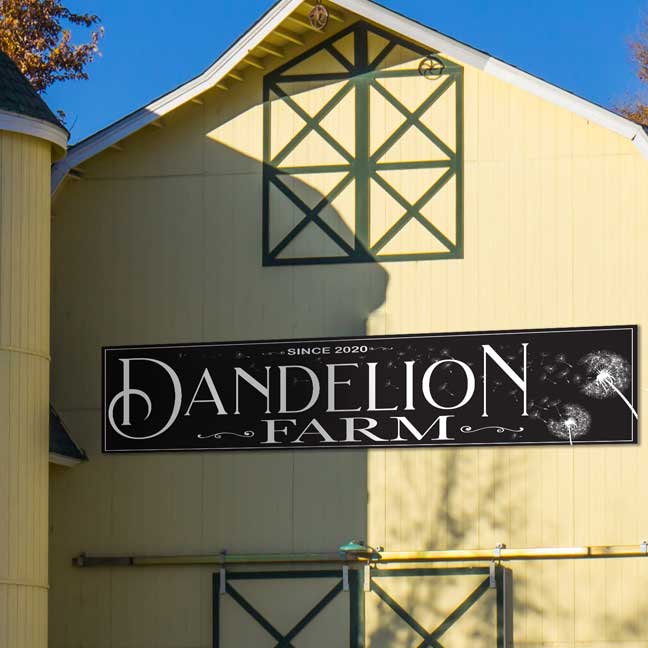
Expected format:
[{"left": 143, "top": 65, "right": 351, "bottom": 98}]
[
  {"left": 547, "top": 403, "right": 592, "bottom": 445},
  {"left": 579, "top": 351, "right": 637, "bottom": 420}
]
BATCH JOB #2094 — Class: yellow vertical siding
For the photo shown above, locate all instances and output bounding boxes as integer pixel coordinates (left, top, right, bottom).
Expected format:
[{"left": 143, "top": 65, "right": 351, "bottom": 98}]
[
  {"left": 50, "top": 19, "right": 648, "bottom": 648},
  {"left": 0, "top": 131, "right": 51, "bottom": 648},
  {"left": 364, "top": 66, "right": 648, "bottom": 646}
]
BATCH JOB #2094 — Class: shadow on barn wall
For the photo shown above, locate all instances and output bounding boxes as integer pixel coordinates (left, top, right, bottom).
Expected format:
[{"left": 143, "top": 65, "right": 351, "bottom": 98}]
[
  {"left": 366, "top": 451, "right": 541, "bottom": 646},
  {"left": 49, "top": 90, "right": 390, "bottom": 646}
]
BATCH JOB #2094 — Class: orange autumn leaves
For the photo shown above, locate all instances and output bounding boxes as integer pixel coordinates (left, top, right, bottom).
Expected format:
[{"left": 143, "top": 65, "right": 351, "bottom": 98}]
[
  {"left": 0, "top": 0, "right": 102, "bottom": 93},
  {"left": 619, "top": 13, "right": 648, "bottom": 124}
]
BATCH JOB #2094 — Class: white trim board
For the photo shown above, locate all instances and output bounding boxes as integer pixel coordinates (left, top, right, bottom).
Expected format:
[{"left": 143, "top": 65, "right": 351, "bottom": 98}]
[
  {"left": 49, "top": 452, "right": 83, "bottom": 467},
  {"left": 0, "top": 109, "right": 68, "bottom": 158},
  {"left": 51, "top": 0, "right": 648, "bottom": 193}
]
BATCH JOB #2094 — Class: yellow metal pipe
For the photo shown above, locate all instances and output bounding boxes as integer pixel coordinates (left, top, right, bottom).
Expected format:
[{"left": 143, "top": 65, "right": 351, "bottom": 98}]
[
  {"left": 379, "top": 546, "right": 648, "bottom": 562},
  {"left": 74, "top": 544, "right": 648, "bottom": 568}
]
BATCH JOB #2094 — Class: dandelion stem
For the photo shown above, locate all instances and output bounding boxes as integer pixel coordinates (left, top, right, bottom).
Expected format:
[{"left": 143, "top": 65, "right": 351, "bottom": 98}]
[{"left": 603, "top": 376, "right": 638, "bottom": 420}]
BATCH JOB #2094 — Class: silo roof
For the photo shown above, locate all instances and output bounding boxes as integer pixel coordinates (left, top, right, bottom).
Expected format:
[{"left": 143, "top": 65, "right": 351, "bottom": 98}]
[
  {"left": 0, "top": 50, "right": 66, "bottom": 128},
  {"left": 50, "top": 406, "right": 87, "bottom": 464}
]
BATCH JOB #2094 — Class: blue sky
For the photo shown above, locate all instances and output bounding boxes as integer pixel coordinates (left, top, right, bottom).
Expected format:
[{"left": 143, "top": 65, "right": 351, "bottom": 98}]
[{"left": 45, "top": 0, "right": 647, "bottom": 143}]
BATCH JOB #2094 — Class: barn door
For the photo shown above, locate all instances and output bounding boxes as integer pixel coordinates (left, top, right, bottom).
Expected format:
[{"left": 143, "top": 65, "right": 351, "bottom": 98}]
[
  {"left": 366, "top": 566, "right": 511, "bottom": 647},
  {"left": 212, "top": 568, "right": 362, "bottom": 647},
  {"left": 212, "top": 565, "right": 510, "bottom": 647}
]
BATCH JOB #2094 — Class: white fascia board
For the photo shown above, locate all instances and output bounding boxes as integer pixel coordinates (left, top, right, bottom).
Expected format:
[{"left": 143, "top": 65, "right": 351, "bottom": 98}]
[
  {"left": 334, "top": 0, "right": 490, "bottom": 69},
  {"left": 632, "top": 127, "right": 648, "bottom": 159},
  {"left": 49, "top": 452, "right": 83, "bottom": 467},
  {"left": 0, "top": 109, "right": 68, "bottom": 157},
  {"left": 52, "top": 0, "right": 648, "bottom": 194},
  {"left": 51, "top": 0, "right": 303, "bottom": 192}
]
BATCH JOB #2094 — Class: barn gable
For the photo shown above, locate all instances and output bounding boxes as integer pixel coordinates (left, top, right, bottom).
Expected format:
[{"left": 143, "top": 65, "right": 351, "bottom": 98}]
[{"left": 52, "top": 0, "right": 648, "bottom": 195}]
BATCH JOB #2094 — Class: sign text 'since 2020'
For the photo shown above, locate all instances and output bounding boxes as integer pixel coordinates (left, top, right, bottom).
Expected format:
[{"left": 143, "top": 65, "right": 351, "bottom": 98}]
[{"left": 102, "top": 325, "right": 637, "bottom": 452}]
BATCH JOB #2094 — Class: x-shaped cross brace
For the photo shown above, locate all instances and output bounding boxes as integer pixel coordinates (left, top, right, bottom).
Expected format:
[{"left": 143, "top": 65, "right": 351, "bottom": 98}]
[
  {"left": 226, "top": 580, "right": 343, "bottom": 647},
  {"left": 370, "top": 576, "right": 492, "bottom": 648}
]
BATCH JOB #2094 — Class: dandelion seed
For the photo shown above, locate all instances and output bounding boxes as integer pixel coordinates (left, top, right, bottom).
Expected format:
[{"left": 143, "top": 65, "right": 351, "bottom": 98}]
[
  {"left": 555, "top": 353, "right": 573, "bottom": 368},
  {"left": 530, "top": 409, "right": 547, "bottom": 423}
]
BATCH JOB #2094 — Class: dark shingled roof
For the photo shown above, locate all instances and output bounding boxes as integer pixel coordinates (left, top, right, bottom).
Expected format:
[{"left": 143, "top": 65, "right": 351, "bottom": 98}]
[
  {"left": 50, "top": 406, "right": 87, "bottom": 462},
  {"left": 0, "top": 50, "right": 65, "bottom": 129}
]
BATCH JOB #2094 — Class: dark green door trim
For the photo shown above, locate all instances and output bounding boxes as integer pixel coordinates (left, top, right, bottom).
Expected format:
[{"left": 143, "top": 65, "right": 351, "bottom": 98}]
[
  {"left": 212, "top": 569, "right": 363, "bottom": 648},
  {"left": 212, "top": 565, "right": 508, "bottom": 647},
  {"left": 370, "top": 566, "right": 505, "bottom": 647}
]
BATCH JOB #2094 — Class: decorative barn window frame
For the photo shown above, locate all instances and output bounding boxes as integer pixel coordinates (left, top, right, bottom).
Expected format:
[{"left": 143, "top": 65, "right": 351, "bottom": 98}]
[{"left": 262, "top": 21, "right": 464, "bottom": 266}]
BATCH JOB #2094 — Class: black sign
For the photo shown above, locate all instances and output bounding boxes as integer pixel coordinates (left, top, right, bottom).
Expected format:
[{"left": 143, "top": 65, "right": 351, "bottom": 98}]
[{"left": 103, "top": 325, "right": 638, "bottom": 453}]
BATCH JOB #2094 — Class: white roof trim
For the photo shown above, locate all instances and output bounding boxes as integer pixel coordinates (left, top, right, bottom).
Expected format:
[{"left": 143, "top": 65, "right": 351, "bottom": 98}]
[
  {"left": 49, "top": 452, "right": 83, "bottom": 467},
  {"left": 51, "top": 0, "right": 303, "bottom": 192},
  {"left": 632, "top": 127, "right": 648, "bottom": 158},
  {"left": 337, "top": 0, "right": 645, "bottom": 142},
  {"left": 0, "top": 109, "right": 68, "bottom": 157},
  {"left": 51, "top": 0, "right": 648, "bottom": 192}
]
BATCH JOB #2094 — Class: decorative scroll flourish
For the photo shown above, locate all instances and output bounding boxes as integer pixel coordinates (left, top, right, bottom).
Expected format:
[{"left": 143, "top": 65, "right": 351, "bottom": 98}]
[
  {"left": 197, "top": 431, "right": 255, "bottom": 440},
  {"left": 460, "top": 426, "right": 525, "bottom": 434}
]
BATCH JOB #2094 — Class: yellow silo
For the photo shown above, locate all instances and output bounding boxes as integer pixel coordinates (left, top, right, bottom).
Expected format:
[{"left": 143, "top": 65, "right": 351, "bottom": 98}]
[{"left": 0, "top": 52, "right": 67, "bottom": 648}]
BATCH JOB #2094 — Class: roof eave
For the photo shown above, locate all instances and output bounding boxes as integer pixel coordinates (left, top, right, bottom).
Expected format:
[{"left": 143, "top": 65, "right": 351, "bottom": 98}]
[
  {"left": 49, "top": 452, "right": 85, "bottom": 467},
  {"left": 51, "top": 0, "right": 303, "bottom": 193}
]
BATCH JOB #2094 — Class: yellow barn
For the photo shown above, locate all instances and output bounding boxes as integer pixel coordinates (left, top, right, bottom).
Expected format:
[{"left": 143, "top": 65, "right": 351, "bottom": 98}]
[{"left": 4, "top": 0, "right": 648, "bottom": 646}]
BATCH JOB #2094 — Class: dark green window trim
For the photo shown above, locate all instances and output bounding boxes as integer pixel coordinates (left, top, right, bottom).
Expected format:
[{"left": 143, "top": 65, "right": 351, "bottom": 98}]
[{"left": 263, "top": 20, "right": 464, "bottom": 266}]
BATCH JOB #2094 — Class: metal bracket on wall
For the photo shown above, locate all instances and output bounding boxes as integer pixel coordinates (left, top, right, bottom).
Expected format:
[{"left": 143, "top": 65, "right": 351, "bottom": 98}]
[
  {"left": 219, "top": 567, "right": 226, "bottom": 595},
  {"left": 219, "top": 550, "right": 227, "bottom": 595},
  {"left": 489, "top": 562, "right": 497, "bottom": 589},
  {"left": 342, "top": 565, "right": 350, "bottom": 591}
]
